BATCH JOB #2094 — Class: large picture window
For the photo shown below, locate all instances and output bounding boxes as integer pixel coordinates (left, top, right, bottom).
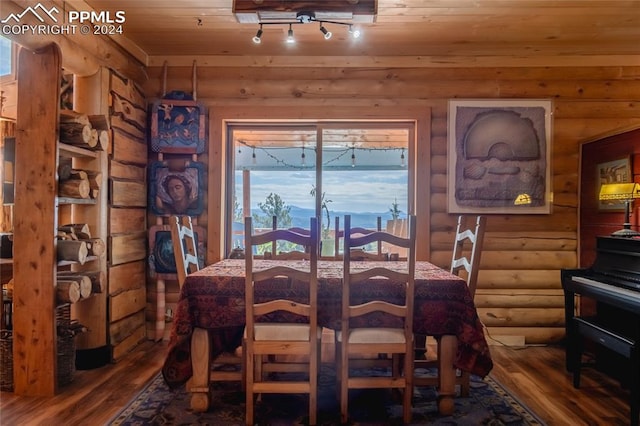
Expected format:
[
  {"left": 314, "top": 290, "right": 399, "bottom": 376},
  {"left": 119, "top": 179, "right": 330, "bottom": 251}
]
[{"left": 227, "top": 122, "right": 412, "bottom": 257}]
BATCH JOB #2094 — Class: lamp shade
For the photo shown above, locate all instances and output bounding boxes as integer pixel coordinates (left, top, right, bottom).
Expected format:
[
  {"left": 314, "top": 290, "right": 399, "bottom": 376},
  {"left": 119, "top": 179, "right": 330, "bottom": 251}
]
[{"left": 598, "top": 182, "right": 640, "bottom": 201}]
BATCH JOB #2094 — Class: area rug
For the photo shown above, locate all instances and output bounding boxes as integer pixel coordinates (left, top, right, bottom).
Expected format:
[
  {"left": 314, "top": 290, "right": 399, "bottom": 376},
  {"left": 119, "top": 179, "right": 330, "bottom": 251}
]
[{"left": 108, "top": 365, "right": 545, "bottom": 425}]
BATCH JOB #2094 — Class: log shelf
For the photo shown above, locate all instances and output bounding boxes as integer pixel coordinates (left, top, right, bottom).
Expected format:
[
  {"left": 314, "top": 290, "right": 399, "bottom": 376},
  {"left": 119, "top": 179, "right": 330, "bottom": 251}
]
[
  {"left": 57, "top": 197, "right": 97, "bottom": 205},
  {"left": 58, "top": 142, "right": 97, "bottom": 159}
]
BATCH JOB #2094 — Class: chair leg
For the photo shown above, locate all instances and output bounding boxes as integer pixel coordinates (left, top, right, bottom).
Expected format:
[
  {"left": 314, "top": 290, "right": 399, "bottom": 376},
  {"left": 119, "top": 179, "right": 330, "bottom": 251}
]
[
  {"left": 460, "top": 371, "right": 470, "bottom": 397},
  {"left": 190, "top": 327, "right": 212, "bottom": 412},
  {"left": 340, "top": 344, "right": 349, "bottom": 424},
  {"left": 245, "top": 352, "right": 255, "bottom": 426}
]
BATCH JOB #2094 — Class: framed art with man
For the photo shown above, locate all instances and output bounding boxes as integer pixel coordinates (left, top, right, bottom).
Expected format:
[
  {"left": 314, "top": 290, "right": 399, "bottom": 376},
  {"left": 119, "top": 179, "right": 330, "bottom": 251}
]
[{"left": 149, "top": 161, "right": 205, "bottom": 217}]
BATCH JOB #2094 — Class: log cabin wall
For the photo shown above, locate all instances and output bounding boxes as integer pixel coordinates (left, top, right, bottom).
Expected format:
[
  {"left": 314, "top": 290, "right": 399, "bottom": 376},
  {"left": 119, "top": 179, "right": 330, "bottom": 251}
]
[
  {"left": 141, "top": 65, "right": 640, "bottom": 345},
  {"left": 107, "top": 71, "right": 148, "bottom": 361}
]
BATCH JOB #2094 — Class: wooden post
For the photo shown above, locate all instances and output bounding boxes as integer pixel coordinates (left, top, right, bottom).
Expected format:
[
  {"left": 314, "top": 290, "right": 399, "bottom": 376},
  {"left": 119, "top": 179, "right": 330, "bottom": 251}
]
[
  {"left": 242, "top": 169, "right": 250, "bottom": 218},
  {"left": 13, "top": 43, "right": 61, "bottom": 396}
]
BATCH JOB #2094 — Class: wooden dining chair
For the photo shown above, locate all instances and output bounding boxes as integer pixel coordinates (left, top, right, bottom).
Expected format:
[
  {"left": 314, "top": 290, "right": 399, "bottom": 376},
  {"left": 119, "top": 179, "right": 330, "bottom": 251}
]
[
  {"left": 414, "top": 215, "right": 486, "bottom": 396},
  {"left": 336, "top": 214, "right": 417, "bottom": 424},
  {"left": 333, "top": 215, "right": 384, "bottom": 259},
  {"left": 266, "top": 215, "right": 313, "bottom": 260},
  {"left": 244, "top": 216, "right": 321, "bottom": 426},
  {"left": 169, "top": 215, "right": 244, "bottom": 411}
]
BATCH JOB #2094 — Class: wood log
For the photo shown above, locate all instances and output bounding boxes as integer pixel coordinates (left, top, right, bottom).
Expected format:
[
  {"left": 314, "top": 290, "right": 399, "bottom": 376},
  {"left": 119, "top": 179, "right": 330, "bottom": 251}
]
[
  {"left": 85, "top": 238, "right": 105, "bottom": 257},
  {"left": 69, "top": 169, "right": 88, "bottom": 180},
  {"left": 58, "top": 223, "right": 91, "bottom": 239},
  {"left": 92, "top": 129, "right": 109, "bottom": 151},
  {"left": 57, "top": 162, "right": 72, "bottom": 181},
  {"left": 59, "top": 178, "right": 90, "bottom": 199},
  {"left": 56, "top": 274, "right": 92, "bottom": 299},
  {"left": 59, "top": 122, "right": 96, "bottom": 148},
  {"left": 58, "top": 270, "right": 105, "bottom": 294},
  {"left": 59, "top": 110, "right": 91, "bottom": 126},
  {"left": 56, "top": 240, "right": 88, "bottom": 264},
  {"left": 56, "top": 279, "right": 81, "bottom": 304},
  {"left": 86, "top": 171, "right": 102, "bottom": 191},
  {"left": 89, "top": 128, "right": 98, "bottom": 148}
]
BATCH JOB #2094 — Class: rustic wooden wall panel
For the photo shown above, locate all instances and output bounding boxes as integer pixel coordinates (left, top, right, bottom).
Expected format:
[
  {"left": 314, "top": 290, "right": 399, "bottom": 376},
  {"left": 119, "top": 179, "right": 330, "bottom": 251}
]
[
  {"left": 107, "top": 71, "right": 148, "bottom": 357},
  {"left": 111, "top": 325, "right": 146, "bottom": 361},
  {"left": 110, "top": 179, "right": 147, "bottom": 207},
  {"left": 109, "top": 261, "right": 146, "bottom": 295},
  {"left": 141, "top": 64, "right": 640, "bottom": 345},
  {"left": 109, "top": 208, "right": 146, "bottom": 234},
  {"left": 112, "top": 129, "right": 147, "bottom": 166},
  {"left": 110, "top": 310, "right": 145, "bottom": 343},
  {"left": 109, "top": 232, "right": 147, "bottom": 266}
]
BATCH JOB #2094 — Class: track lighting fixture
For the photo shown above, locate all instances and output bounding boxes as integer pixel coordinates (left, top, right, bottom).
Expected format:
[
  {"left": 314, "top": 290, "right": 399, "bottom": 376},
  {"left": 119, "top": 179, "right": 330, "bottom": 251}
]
[
  {"left": 319, "top": 24, "right": 332, "bottom": 40},
  {"left": 301, "top": 146, "right": 306, "bottom": 166},
  {"left": 252, "top": 24, "right": 263, "bottom": 44},
  {"left": 286, "top": 24, "right": 295, "bottom": 43},
  {"left": 250, "top": 11, "right": 362, "bottom": 44},
  {"left": 252, "top": 148, "right": 257, "bottom": 165},
  {"left": 351, "top": 147, "right": 356, "bottom": 168},
  {"left": 400, "top": 148, "right": 405, "bottom": 167},
  {"left": 349, "top": 24, "right": 361, "bottom": 39}
]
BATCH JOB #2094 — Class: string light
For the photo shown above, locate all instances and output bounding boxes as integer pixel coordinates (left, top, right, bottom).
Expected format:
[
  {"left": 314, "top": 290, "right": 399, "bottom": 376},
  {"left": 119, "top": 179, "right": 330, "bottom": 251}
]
[
  {"left": 237, "top": 142, "right": 407, "bottom": 170},
  {"left": 400, "top": 148, "right": 405, "bottom": 167}
]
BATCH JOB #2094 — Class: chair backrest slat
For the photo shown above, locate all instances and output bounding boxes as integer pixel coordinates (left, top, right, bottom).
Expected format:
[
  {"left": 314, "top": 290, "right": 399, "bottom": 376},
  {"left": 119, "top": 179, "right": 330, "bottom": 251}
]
[
  {"left": 244, "top": 216, "right": 319, "bottom": 342},
  {"left": 450, "top": 215, "right": 486, "bottom": 298},
  {"left": 170, "top": 215, "right": 200, "bottom": 288},
  {"left": 342, "top": 214, "right": 417, "bottom": 337}
]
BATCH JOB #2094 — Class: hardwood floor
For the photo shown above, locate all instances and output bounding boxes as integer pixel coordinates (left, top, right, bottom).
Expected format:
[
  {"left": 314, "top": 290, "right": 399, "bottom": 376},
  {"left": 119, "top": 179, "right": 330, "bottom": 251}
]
[{"left": 0, "top": 340, "right": 634, "bottom": 425}]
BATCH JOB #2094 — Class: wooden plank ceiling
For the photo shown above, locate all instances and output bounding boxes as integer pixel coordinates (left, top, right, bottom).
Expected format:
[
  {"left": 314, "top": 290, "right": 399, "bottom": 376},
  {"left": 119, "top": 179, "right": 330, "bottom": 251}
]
[{"left": 80, "top": 0, "right": 640, "bottom": 67}]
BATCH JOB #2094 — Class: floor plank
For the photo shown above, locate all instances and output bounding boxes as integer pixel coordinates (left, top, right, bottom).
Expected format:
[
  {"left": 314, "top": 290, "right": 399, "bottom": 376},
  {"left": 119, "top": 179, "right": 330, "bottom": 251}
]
[{"left": 0, "top": 340, "right": 634, "bottom": 425}]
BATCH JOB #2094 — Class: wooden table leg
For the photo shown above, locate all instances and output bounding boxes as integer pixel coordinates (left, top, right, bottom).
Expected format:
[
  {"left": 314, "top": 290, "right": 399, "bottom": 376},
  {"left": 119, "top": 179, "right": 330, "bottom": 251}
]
[
  {"left": 438, "top": 334, "right": 457, "bottom": 415},
  {"left": 189, "top": 327, "right": 211, "bottom": 412}
]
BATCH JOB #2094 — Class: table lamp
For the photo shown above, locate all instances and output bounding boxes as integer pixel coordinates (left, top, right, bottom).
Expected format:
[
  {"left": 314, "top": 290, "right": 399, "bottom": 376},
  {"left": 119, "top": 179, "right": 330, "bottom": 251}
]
[{"left": 599, "top": 182, "right": 640, "bottom": 237}]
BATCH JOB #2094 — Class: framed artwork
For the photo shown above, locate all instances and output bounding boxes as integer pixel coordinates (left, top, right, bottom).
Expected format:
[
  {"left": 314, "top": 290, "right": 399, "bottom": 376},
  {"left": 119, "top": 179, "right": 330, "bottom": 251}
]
[
  {"left": 148, "top": 161, "right": 205, "bottom": 217},
  {"left": 149, "top": 91, "right": 207, "bottom": 154},
  {"left": 447, "top": 99, "right": 553, "bottom": 214},
  {"left": 148, "top": 224, "right": 205, "bottom": 279},
  {"left": 597, "top": 157, "right": 631, "bottom": 210}
]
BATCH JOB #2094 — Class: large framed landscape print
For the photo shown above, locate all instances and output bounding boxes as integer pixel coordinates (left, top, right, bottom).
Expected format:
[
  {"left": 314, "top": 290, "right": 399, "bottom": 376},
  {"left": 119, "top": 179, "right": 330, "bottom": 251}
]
[{"left": 447, "top": 99, "right": 553, "bottom": 214}]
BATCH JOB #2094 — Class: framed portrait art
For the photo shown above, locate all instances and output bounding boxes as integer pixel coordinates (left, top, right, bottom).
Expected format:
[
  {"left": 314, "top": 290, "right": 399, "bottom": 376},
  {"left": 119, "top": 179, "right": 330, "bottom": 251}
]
[
  {"left": 447, "top": 99, "right": 553, "bottom": 214},
  {"left": 148, "top": 161, "right": 205, "bottom": 217}
]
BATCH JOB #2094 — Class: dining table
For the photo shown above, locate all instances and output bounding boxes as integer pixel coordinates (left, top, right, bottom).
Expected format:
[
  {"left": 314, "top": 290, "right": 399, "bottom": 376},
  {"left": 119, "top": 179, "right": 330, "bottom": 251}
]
[{"left": 162, "top": 258, "right": 493, "bottom": 416}]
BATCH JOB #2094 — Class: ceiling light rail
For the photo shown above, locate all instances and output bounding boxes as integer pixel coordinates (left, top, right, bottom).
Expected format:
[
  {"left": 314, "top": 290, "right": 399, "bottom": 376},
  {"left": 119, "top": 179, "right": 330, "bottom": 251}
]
[{"left": 252, "top": 11, "right": 361, "bottom": 44}]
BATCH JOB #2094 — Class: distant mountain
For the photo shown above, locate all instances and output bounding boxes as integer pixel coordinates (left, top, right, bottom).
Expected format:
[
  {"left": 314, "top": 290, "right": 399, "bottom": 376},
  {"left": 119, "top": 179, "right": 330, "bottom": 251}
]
[{"left": 251, "top": 205, "right": 406, "bottom": 229}]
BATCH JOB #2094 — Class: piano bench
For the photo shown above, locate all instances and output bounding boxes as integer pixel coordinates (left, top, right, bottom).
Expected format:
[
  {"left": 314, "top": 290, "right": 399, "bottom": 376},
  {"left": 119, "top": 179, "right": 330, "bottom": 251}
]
[{"left": 571, "top": 316, "right": 638, "bottom": 426}]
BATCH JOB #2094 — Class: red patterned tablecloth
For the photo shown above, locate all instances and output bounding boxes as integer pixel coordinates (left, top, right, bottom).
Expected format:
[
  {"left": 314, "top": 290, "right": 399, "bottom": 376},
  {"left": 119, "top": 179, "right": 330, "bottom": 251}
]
[{"left": 162, "top": 259, "right": 493, "bottom": 388}]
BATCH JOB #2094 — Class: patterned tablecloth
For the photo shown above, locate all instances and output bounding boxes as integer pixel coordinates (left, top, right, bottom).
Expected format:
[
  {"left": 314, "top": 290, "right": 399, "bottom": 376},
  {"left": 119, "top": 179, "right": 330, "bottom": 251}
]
[{"left": 162, "top": 259, "right": 493, "bottom": 388}]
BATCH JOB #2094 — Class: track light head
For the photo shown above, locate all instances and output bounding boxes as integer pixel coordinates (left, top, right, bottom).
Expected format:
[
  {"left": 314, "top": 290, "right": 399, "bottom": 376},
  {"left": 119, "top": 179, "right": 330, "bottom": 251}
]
[
  {"left": 252, "top": 25, "right": 263, "bottom": 44},
  {"left": 320, "top": 24, "right": 332, "bottom": 40},
  {"left": 349, "top": 24, "right": 361, "bottom": 39},
  {"left": 286, "top": 24, "right": 295, "bottom": 43}
]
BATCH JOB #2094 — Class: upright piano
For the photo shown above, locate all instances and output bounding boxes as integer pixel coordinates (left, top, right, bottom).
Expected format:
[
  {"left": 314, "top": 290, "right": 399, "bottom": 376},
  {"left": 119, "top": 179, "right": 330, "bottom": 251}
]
[{"left": 561, "top": 236, "right": 640, "bottom": 426}]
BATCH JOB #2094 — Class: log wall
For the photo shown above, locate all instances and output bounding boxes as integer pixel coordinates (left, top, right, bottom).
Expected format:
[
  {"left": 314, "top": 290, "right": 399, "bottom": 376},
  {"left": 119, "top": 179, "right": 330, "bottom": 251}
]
[
  {"left": 108, "top": 71, "right": 148, "bottom": 361},
  {"left": 141, "top": 65, "right": 640, "bottom": 345}
]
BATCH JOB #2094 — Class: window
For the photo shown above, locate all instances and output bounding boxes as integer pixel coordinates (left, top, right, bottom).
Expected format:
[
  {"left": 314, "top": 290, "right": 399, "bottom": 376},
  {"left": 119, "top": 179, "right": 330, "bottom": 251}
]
[
  {"left": 0, "top": 36, "right": 14, "bottom": 78},
  {"left": 227, "top": 122, "right": 412, "bottom": 257}
]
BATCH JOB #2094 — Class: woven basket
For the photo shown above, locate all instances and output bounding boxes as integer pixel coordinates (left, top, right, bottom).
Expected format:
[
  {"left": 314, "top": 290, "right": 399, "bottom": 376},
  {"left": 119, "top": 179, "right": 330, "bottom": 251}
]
[
  {"left": 0, "top": 305, "right": 77, "bottom": 391},
  {"left": 57, "top": 329, "right": 76, "bottom": 386},
  {"left": 0, "top": 329, "right": 13, "bottom": 391},
  {"left": 56, "top": 304, "right": 75, "bottom": 386}
]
